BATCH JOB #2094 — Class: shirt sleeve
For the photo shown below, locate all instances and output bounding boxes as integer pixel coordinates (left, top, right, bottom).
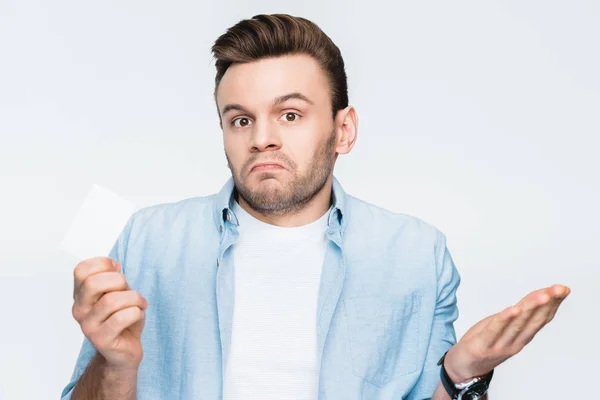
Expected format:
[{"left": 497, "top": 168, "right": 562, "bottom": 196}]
[
  {"left": 60, "top": 214, "right": 135, "bottom": 399},
  {"left": 406, "top": 230, "right": 462, "bottom": 400}
]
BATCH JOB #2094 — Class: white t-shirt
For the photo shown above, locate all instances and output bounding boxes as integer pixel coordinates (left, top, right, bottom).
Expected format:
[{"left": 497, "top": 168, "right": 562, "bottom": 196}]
[{"left": 222, "top": 201, "right": 330, "bottom": 400}]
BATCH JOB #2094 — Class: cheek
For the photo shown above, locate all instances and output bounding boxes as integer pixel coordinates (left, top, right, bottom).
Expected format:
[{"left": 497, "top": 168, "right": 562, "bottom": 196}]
[
  {"left": 224, "top": 142, "right": 244, "bottom": 170},
  {"left": 223, "top": 133, "right": 237, "bottom": 151},
  {"left": 285, "top": 147, "right": 318, "bottom": 177},
  {"left": 288, "top": 126, "right": 329, "bottom": 163},
  {"left": 287, "top": 122, "right": 322, "bottom": 154}
]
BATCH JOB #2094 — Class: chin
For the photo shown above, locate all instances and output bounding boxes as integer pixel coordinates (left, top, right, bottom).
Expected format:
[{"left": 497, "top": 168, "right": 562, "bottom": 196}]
[
  {"left": 254, "top": 181, "right": 285, "bottom": 196},
  {"left": 250, "top": 172, "right": 286, "bottom": 185}
]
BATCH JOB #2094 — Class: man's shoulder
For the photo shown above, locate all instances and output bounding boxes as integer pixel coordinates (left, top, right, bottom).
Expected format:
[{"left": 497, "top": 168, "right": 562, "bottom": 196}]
[
  {"left": 346, "top": 195, "right": 443, "bottom": 241},
  {"left": 128, "top": 193, "right": 218, "bottom": 233},
  {"left": 342, "top": 196, "right": 453, "bottom": 293}
]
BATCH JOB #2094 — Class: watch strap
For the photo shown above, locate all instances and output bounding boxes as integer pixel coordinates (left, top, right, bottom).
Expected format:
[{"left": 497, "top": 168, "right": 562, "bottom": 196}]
[{"left": 437, "top": 351, "right": 494, "bottom": 400}]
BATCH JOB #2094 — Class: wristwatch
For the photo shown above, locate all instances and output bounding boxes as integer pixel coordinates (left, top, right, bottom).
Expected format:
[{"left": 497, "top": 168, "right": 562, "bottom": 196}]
[{"left": 437, "top": 351, "right": 494, "bottom": 400}]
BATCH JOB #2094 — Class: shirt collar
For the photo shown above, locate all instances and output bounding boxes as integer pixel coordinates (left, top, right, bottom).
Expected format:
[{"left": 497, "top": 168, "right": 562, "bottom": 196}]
[{"left": 212, "top": 176, "right": 348, "bottom": 232}]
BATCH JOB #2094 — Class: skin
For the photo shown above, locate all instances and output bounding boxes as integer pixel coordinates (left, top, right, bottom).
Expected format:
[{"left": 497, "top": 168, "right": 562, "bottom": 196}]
[
  {"left": 215, "top": 53, "right": 358, "bottom": 227},
  {"left": 433, "top": 284, "right": 570, "bottom": 399},
  {"left": 444, "top": 284, "right": 571, "bottom": 381},
  {"left": 71, "top": 257, "right": 148, "bottom": 399}
]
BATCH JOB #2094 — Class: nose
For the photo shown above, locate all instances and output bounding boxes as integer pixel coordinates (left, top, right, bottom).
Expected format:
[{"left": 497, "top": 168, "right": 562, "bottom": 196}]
[{"left": 250, "top": 119, "right": 281, "bottom": 152}]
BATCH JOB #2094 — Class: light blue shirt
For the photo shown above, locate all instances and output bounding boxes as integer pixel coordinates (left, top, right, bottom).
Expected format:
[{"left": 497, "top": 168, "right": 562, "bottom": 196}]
[{"left": 61, "top": 176, "right": 461, "bottom": 400}]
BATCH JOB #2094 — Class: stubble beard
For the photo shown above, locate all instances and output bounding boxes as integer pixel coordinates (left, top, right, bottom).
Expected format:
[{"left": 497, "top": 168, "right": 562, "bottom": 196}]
[{"left": 226, "top": 132, "right": 337, "bottom": 216}]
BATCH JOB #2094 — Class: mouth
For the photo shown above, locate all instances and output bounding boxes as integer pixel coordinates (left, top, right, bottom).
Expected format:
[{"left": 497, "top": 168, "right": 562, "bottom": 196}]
[{"left": 250, "top": 162, "right": 286, "bottom": 173}]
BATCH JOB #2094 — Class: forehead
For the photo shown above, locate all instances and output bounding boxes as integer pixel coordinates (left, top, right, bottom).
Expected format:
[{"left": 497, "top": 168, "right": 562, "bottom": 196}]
[{"left": 216, "top": 53, "right": 330, "bottom": 109}]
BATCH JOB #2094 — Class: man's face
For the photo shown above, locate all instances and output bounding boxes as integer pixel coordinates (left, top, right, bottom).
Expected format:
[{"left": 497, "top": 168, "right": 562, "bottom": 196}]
[{"left": 216, "top": 54, "right": 338, "bottom": 215}]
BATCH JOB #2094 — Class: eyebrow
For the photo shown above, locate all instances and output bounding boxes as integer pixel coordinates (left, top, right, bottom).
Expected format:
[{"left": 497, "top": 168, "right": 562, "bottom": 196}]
[
  {"left": 273, "top": 92, "right": 314, "bottom": 107},
  {"left": 220, "top": 92, "right": 314, "bottom": 117}
]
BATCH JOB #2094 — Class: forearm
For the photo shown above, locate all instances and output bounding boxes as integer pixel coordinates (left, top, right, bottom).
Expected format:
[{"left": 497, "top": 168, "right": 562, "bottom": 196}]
[
  {"left": 71, "top": 353, "right": 138, "bottom": 400},
  {"left": 432, "top": 382, "right": 488, "bottom": 400}
]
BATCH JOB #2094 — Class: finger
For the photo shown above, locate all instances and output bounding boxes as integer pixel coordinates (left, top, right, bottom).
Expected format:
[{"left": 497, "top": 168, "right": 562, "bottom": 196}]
[
  {"left": 495, "top": 291, "right": 551, "bottom": 348},
  {"left": 74, "top": 272, "right": 128, "bottom": 313},
  {"left": 73, "top": 257, "right": 119, "bottom": 297},
  {"left": 537, "top": 285, "right": 570, "bottom": 325},
  {"left": 97, "top": 306, "right": 145, "bottom": 343},
  {"left": 513, "top": 301, "right": 554, "bottom": 347},
  {"left": 541, "top": 289, "right": 569, "bottom": 325},
  {"left": 513, "top": 293, "right": 568, "bottom": 347},
  {"left": 546, "top": 293, "right": 569, "bottom": 322},
  {"left": 549, "top": 284, "right": 570, "bottom": 298},
  {"left": 478, "top": 305, "right": 522, "bottom": 347},
  {"left": 83, "top": 290, "right": 148, "bottom": 331}
]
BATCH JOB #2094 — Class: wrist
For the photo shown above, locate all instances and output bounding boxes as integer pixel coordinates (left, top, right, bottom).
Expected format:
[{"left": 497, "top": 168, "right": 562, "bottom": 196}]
[
  {"left": 445, "top": 362, "right": 471, "bottom": 384},
  {"left": 95, "top": 353, "right": 140, "bottom": 379},
  {"left": 443, "top": 346, "right": 479, "bottom": 383}
]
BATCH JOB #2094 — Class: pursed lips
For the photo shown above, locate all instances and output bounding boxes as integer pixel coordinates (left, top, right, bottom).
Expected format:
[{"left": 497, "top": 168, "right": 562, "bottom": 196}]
[{"left": 250, "top": 162, "right": 286, "bottom": 172}]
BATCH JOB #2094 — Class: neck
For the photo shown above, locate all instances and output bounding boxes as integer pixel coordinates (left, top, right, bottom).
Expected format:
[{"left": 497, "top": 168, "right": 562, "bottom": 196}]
[{"left": 237, "top": 176, "right": 333, "bottom": 228}]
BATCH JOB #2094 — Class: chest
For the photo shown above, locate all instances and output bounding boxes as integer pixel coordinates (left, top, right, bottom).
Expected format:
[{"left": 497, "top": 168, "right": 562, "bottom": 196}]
[{"left": 130, "top": 237, "right": 435, "bottom": 399}]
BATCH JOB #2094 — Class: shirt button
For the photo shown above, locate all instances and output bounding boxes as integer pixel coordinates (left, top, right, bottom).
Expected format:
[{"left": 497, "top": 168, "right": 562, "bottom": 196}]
[
  {"left": 226, "top": 213, "right": 232, "bottom": 222},
  {"left": 219, "top": 225, "right": 223, "bottom": 233}
]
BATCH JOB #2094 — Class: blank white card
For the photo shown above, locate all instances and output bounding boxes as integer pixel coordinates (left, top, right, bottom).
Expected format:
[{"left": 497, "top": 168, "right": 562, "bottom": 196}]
[{"left": 61, "top": 184, "right": 138, "bottom": 261}]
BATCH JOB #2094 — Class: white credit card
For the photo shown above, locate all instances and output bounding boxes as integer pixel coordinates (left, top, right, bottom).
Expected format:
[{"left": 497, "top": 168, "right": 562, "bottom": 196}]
[{"left": 61, "top": 184, "right": 138, "bottom": 261}]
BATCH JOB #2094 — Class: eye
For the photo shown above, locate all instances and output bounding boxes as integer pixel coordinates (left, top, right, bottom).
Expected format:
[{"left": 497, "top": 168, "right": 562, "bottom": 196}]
[
  {"left": 280, "top": 112, "right": 300, "bottom": 122},
  {"left": 232, "top": 117, "right": 252, "bottom": 128}
]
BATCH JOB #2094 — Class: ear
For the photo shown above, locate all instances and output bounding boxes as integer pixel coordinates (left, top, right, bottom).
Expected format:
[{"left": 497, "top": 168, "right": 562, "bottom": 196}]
[{"left": 334, "top": 106, "right": 358, "bottom": 155}]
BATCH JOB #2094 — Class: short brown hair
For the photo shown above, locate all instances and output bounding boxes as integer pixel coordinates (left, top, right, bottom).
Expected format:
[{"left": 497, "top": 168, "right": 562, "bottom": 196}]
[{"left": 211, "top": 14, "right": 348, "bottom": 120}]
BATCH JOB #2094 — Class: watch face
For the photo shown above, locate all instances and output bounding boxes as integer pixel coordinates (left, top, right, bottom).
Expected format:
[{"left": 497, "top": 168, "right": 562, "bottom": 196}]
[{"left": 463, "top": 382, "right": 489, "bottom": 399}]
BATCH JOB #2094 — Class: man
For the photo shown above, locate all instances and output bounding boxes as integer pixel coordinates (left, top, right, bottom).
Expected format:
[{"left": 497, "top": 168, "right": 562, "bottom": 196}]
[{"left": 62, "top": 14, "right": 570, "bottom": 400}]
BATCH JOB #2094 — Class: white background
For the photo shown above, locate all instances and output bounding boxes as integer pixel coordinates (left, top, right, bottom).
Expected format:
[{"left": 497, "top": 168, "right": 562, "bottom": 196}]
[{"left": 1, "top": 0, "right": 599, "bottom": 398}]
